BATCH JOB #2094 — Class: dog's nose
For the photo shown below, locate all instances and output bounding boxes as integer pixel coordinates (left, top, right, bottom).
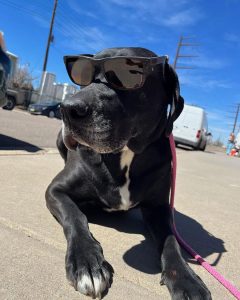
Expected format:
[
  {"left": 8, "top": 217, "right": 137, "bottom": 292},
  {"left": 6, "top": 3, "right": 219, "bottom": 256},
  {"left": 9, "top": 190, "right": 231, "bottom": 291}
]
[{"left": 61, "top": 100, "right": 90, "bottom": 121}]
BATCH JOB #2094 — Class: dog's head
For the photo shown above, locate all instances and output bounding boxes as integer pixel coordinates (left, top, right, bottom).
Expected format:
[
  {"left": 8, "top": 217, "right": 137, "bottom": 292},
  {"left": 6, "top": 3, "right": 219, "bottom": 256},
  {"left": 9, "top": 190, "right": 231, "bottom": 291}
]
[{"left": 61, "top": 47, "right": 184, "bottom": 154}]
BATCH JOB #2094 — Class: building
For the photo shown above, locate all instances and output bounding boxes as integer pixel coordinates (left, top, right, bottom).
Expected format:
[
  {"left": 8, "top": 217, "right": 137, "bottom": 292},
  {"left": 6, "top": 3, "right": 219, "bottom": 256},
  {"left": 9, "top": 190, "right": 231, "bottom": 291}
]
[
  {"left": 53, "top": 82, "right": 64, "bottom": 100},
  {"left": 39, "top": 71, "right": 56, "bottom": 98},
  {"left": 0, "top": 31, "right": 18, "bottom": 79},
  {"left": 53, "top": 82, "right": 78, "bottom": 101},
  {"left": 39, "top": 71, "right": 78, "bottom": 101},
  {"left": 1, "top": 31, "right": 77, "bottom": 105},
  {"left": 6, "top": 51, "right": 18, "bottom": 79}
]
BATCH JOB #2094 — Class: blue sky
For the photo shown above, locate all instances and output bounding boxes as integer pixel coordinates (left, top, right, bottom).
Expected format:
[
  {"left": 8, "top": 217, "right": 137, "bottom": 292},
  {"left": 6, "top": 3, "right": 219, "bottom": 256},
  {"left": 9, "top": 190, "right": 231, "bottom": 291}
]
[{"left": 1, "top": 0, "right": 240, "bottom": 142}]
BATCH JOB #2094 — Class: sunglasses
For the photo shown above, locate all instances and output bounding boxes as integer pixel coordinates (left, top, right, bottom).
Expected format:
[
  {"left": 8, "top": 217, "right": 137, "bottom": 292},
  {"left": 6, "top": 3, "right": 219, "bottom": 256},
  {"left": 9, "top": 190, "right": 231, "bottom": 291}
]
[{"left": 64, "top": 54, "right": 168, "bottom": 90}]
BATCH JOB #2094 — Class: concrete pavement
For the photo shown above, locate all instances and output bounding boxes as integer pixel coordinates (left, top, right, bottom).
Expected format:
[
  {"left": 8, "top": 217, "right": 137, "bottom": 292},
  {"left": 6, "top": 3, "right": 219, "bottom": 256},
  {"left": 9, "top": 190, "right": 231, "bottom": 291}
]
[{"left": 0, "top": 148, "right": 239, "bottom": 299}]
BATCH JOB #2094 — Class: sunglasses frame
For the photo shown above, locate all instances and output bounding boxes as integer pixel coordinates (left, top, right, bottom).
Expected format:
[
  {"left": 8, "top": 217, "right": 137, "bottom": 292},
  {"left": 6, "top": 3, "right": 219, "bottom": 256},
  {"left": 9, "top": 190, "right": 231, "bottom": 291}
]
[{"left": 63, "top": 54, "right": 168, "bottom": 90}]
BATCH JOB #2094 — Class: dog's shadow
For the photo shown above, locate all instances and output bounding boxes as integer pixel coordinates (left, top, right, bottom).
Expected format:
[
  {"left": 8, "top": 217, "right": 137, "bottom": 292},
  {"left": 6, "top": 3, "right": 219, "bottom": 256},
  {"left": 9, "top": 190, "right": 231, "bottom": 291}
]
[
  {"left": 0, "top": 134, "right": 42, "bottom": 152},
  {"left": 86, "top": 208, "right": 226, "bottom": 275}
]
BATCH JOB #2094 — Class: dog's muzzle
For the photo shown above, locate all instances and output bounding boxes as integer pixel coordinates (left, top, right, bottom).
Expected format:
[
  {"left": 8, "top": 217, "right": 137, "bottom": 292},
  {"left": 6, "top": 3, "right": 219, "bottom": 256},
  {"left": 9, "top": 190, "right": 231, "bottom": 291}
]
[{"left": 60, "top": 96, "right": 132, "bottom": 153}]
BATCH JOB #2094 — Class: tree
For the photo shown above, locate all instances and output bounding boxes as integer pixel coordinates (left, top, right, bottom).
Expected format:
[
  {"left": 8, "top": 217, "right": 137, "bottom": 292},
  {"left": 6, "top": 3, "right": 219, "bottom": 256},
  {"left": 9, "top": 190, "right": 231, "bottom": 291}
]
[
  {"left": 10, "top": 63, "right": 36, "bottom": 90},
  {"left": 212, "top": 137, "right": 224, "bottom": 147}
]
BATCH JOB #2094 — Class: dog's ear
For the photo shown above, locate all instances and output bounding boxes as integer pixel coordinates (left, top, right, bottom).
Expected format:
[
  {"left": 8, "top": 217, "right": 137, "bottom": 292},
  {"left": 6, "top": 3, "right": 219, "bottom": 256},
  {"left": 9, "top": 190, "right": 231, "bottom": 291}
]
[{"left": 163, "top": 62, "right": 184, "bottom": 137}]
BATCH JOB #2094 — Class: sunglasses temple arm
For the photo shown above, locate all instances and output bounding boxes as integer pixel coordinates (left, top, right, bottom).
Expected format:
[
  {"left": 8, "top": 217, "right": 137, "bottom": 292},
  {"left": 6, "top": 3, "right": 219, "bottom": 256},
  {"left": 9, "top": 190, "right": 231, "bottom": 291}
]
[
  {"left": 158, "top": 55, "right": 169, "bottom": 64},
  {"left": 150, "top": 55, "right": 169, "bottom": 66}
]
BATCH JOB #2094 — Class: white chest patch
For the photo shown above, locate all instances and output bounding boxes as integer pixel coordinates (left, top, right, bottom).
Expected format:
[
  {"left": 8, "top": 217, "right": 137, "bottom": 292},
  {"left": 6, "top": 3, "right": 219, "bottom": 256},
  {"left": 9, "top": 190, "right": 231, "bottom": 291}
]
[
  {"left": 105, "top": 147, "right": 136, "bottom": 212},
  {"left": 119, "top": 148, "right": 135, "bottom": 210}
]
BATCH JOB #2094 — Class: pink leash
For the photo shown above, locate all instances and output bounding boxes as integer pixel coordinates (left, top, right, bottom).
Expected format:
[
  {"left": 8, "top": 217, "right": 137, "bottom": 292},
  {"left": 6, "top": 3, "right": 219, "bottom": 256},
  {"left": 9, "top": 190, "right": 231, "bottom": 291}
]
[{"left": 169, "top": 133, "right": 240, "bottom": 300}]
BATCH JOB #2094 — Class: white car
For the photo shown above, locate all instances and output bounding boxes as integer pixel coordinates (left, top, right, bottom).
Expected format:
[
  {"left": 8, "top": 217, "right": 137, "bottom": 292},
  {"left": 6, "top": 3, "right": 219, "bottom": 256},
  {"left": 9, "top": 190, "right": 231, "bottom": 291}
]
[{"left": 173, "top": 104, "right": 211, "bottom": 151}]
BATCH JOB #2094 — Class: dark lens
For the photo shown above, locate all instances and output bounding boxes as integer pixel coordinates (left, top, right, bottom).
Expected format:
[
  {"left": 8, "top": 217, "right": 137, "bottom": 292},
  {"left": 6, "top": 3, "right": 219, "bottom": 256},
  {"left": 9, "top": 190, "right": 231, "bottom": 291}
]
[
  {"left": 67, "top": 58, "right": 93, "bottom": 86},
  {"left": 104, "top": 58, "right": 144, "bottom": 89}
]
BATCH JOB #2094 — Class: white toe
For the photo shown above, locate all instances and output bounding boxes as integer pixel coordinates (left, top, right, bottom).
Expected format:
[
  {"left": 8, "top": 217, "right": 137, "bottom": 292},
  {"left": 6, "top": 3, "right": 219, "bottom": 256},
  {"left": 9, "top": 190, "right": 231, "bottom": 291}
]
[
  {"left": 77, "top": 272, "right": 109, "bottom": 299},
  {"left": 77, "top": 274, "right": 94, "bottom": 296}
]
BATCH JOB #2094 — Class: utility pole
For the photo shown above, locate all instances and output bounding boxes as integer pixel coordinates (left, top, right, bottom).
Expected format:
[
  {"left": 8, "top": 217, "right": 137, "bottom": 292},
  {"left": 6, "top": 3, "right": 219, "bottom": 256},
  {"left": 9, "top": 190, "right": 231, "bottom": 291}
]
[
  {"left": 39, "top": 0, "right": 58, "bottom": 96},
  {"left": 173, "top": 36, "right": 199, "bottom": 70},
  {"left": 232, "top": 104, "right": 240, "bottom": 134},
  {"left": 42, "top": 0, "right": 58, "bottom": 72}
]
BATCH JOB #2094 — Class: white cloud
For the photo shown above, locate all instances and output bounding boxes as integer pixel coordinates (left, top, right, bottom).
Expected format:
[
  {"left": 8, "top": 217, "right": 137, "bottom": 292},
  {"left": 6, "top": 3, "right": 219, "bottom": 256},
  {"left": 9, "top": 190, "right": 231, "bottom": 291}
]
[
  {"left": 224, "top": 33, "right": 240, "bottom": 43},
  {"left": 179, "top": 73, "right": 232, "bottom": 90},
  {"left": 210, "top": 127, "right": 230, "bottom": 134},
  {"left": 68, "top": 0, "right": 203, "bottom": 30},
  {"left": 67, "top": 0, "right": 99, "bottom": 19},
  {"left": 58, "top": 24, "right": 108, "bottom": 52},
  {"left": 105, "top": 0, "right": 186, "bottom": 10},
  {"left": 207, "top": 109, "right": 231, "bottom": 123},
  {"left": 224, "top": 33, "right": 240, "bottom": 47},
  {"left": 191, "top": 57, "right": 227, "bottom": 70},
  {"left": 32, "top": 16, "right": 49, "bottom": 29},
  {"left": 162, "top": 9, "right": 203, "bottom": 27},
  {"left": 175, "top": 48, "right": 228, "bottom": 70},
  {"left": 60, "top": 0, "right": 204, "bottom": 52}
]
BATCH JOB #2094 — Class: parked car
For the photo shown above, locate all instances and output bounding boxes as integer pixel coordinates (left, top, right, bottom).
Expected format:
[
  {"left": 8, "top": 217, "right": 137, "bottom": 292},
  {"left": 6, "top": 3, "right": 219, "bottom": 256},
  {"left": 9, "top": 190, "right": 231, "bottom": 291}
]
[
  {"left": 3, "top": 88, "right": 28, "bottom": 110},
  {"left": 173, "top": 104, "right": 211, "bottom": 151},
  {"left": 28, "top": 100, "right": 61, "bottom": 119}
]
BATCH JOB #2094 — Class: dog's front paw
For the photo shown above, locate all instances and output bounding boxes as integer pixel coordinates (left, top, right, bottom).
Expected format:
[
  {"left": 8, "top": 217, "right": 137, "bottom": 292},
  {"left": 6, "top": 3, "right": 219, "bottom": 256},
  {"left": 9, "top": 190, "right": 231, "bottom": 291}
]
[
  {"left": 161, "top": 263, "right": 212, "bottom": 300},
  {"left": 65, "top": 239, "right": 114, "bottom": 299}
]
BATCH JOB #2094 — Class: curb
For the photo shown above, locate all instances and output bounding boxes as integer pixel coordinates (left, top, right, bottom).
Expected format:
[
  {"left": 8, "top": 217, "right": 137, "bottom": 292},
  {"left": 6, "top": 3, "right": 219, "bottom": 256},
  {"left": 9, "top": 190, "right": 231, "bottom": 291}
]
[{"left": 0, "top": 147, "right": 59, "bottom": 156}]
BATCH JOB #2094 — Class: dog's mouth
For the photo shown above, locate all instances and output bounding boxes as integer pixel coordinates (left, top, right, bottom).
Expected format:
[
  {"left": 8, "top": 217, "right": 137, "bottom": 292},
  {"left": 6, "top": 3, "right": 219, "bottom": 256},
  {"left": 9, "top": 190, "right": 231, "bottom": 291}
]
[{"left": 62, "top": 124, "right": 129, "bottom": 154}]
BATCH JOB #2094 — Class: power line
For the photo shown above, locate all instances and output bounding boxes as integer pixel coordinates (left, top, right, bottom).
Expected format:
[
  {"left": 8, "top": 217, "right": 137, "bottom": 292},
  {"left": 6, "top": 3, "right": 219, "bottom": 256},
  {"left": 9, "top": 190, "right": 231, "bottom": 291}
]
[
  {"left": 54, "top": 10, "right": 88, "bottom": 39},
  {"left": 0, "top": 0, "right": 51, "bottom": 20},
  {"left": 0, "top": 0, "right": 89, "bottom": 52}
]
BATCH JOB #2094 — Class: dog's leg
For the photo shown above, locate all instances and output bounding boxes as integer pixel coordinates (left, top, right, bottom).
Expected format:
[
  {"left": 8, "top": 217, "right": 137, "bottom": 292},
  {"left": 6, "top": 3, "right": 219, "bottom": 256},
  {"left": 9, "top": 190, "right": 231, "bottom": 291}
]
[
  {"left": 45, "top": 174, "right": 114, "bottom": 299},
  {"left": 141, "top": 204, "right": 212, "bottom": 299}
]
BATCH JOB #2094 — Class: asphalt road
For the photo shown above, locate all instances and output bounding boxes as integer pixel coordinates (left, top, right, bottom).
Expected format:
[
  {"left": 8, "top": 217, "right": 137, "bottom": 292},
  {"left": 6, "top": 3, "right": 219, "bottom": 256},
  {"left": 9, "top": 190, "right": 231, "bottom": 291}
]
[
  {"left": 0, "top": 107, "right": 240, "bottom": 299},
  {"left": 0, "top": 108, "right": 225, "bottom": 153},
  {"left": 0, "top": 108, "right": 62, "bottom": 150}
]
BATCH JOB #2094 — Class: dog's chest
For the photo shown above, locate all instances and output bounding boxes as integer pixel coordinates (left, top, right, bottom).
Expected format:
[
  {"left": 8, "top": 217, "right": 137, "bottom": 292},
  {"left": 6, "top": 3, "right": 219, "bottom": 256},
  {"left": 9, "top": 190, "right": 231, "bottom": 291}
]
[{"left": 105, "top": 148, "right": 136, "bottom": 212}]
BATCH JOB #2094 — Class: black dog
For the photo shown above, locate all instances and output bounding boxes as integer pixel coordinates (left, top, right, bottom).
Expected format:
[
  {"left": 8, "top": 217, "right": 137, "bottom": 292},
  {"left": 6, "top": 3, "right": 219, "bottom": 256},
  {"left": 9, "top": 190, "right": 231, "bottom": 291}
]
[{"left": 45, "top": 47, "right": 211, "bottom": 299}]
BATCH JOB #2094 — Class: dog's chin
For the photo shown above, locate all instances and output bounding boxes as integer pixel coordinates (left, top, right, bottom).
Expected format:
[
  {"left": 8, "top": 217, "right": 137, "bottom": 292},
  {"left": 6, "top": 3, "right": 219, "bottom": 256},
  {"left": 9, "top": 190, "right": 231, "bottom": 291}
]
[
  {"left": 63, "top": 132, "right": 127, "bottom": 154},
  {"left": 89, "top": 144, "right": 127, "bottom": 154},
  {"left": 63, "top": 133, "right": 79, "bottom": 151}
]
